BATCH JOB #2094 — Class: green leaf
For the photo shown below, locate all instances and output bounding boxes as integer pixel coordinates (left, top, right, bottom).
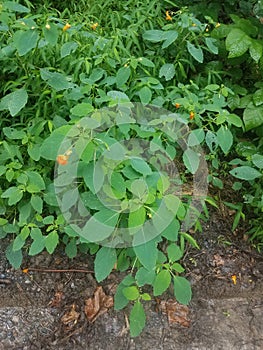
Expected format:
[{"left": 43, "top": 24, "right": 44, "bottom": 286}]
[
  {"left": 116, "top": 66, "right": 131, "bottom": 87},
  {"left": 4, "top": 1, "right": 30, "bottom": 12},
  {"left": 70, "top": 103, "right": 94, "bottom": 116},
  {"left": 216, "top": 126, "right": 233, "bottom": 154},
  {"left": 138, "top": 86, "right": 152, "bottom": 104},
  {"left": 114, "top": 275, "right": 134, "bottom": 310},
  {"left": 167, "top": 243, "right": 183, "bottom": 262},
  {"left": 29, "top": 228, "right": 45, "bottom": 255},
  {"left": 183, "top": 148, "right": 200, "bottom": 174},
  {"left": 142, "top": 30, "right": 164, "bottom": 42},
  {"left": 133, "top": 240, "right": 158, "bottom": 271},
  {"left": 252, "top": 154, "right": 263, "bottom": 169},
  {"left": 128, "top": 207, "right": 146, "bottom": 233},
  {"left": 164, "top": 194, "right": 181, "bottom": 215},
  {"left": 3, "top": 127, "right": 26, "bottom": 139},
  {"left": 122, "top": 286, "right": 140, "bottom": 300},
  {"left": 187, "top": 41, "right": 203, "bottom": 63},
  {"left": 135, "top": 267, "right": 155, "bottom": 287},
  {"left": 171, "top": 263, "right": 185, "bottom": 273},
  {"left": 94, "top": 247, "right": 117, "bottom": 282},
  {"left": 0, "top": 88, "right": 28, "bottom": 116},
  {"left": 40, "top": 68, "right": 70, "bottom": 91},
  {"left": 25, "top": 171, "right": 45, "bottom": 193},
  {"left": 180, "top": 232, "right": 200, "bottom": 249},
  {"left": 1, "top": 186, "right": 23, "bottom": 205},
  {"left": 205, "top": 37, "right": 218, "bottom": 54},
  {"left": 6, "top": 243, "right": 23, "bottom": 269},
  {"left": 173, "top": 276, "right": 192, "bottom": 304},
  {"left": 60, "top": 41, "right": 78, "bottom": 58},
  {"left": 40, "top": 131, "right": 66, "bottom": 160},
  {"left": 138, "top": 57, "right": 155, "bottom": 67},
  {"left": 129, "top": 301, "right": 146, "bottom": 337},
  {"left": 65, "top": 238, "right": 77, "bottom": 258},
  {"left": 153, "top": 269, "right": 171, "bottom": 296},
  {"left": 30, "top": 195, "right": 43, "bottom": 213},
  {"left": 205, "top": 130, "right": 218, "bottom": 152},
  {"left": 249, "top": 40, "right": 262, "bottom": 63},
  {"left": 13, "top": 226, "right": 30, "bottom": 251},
  {"left": 45, "top": 231, "right": 59, "bottom": 254},
  {"left": 159, "top": 63, "right": 175, "bottom": 81},
  {"left": 130, "top": 158, "right": 152, "bottom": 176},
  {"left": 161, "top": 218, "right": 180, "bottom": 240},
  {"left": 226, "top": 29, "right": 251, "bottom": 58},
  {"left": 253, "top": 89, "right": 263, "bottom": 107},
  {"left": 43, "top": 22, "right": 58, "bottom": 46},
  {"left": 230, "top": 166, "right": 262, "bottom": 180},
  {"left": 243, "top": 103, "right": 263, "bottom": 130},
  {"left": 13, "top": 29, "right": 39, "bottom": 56},
  {"left": 162, "top": 30, "right": 178, "bottom": 49},
  {"left": 187, "top": 129, "right": 205, "bottom": 146}
]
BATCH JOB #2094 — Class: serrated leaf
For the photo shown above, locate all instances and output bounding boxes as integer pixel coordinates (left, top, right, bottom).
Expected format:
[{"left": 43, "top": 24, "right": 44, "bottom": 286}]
[
  {"left": 183, "top": 148, "right": 200, "bottom": 174},
  {"left": 153, "top": 269, "right": 171, "bottom": 296},
  {"left": 129, "top": 301, "right": 146, "bottom": 337},
  {"left": 173, "top": 276, "right": 192, "bottom": 304},
  {"left": 187, "top": 41, "right": 203, "bottom": 63},
  {"left": 94, "top": 247, "right": 117, "bottom": 282},
  {"left": 230, "top": 166, "right": 262, "bottom": 180},
  {"left": 216, "top": 126, "right": 233, "bottom": 154},
  {"left": 159, "top": 63, "right": 175, "bottom": 81}
]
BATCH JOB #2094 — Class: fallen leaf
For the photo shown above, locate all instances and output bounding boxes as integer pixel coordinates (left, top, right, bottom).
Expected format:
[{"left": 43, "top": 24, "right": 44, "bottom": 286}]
[
  {"left": 213, "top": 254, "right": 225, "bottom": 267},
  {"left": 48, "top": 291, "right": 64, "bottom": 307},
  {"left": 159, "top": 299, "right": 190, "bottom": 327},
  {"left": 84, "top": 286, "right": 113, "bottom": 322},
  {"left": 61, "top": 303, "right": 80, "bottom": 328}
]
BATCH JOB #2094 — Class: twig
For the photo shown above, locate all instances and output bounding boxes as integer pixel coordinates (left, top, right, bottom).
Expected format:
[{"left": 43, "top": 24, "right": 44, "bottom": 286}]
[
  {"left": 23, "top": 267, "right": 94, "bottom": 274},
  {"left": 0, "top": 278, "right": 11, "bottom": 285}
]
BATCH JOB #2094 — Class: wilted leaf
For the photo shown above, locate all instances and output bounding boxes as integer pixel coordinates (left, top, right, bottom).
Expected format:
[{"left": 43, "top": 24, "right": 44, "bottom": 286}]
[
  {"left": 61, "top": 303, "right": 80, "bottom": 329},
  {"left": 159, "top": 299, "right": 190, "bottom": 327},
  {"left": 84, "top": 286, "right": 114, "bottom": 322}
]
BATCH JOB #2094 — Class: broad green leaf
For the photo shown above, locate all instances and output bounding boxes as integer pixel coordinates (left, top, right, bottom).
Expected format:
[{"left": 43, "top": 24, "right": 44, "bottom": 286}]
[
  {"left": 187, "top": 129, "right": 205, "bottom": 146},
  {"left": 6, "top": 243, "right": 23, "bottom": 269},
  {"left": 130, "top": 158, "right": 152, "bottom": 176},
  {"left": 227, "top": 114, "right": 243, "bottom": 127},
  {"left": 164, "top": 194, "right": 181, "bottom": 215},
  {"left": 60, "top": 41, "right": 78, "bottom": 58},
  {"left": 130, "top": 179, "right": 148, "bottom": 199},
  {"left": 122, "top": 286, "right": 140, "bottom": 300},
  {"left": 88, "top": 68, "right": 105, "bottom": 83},
  {"left": 252, "top": 154, "right": 263, "bottom": 169},
  {"left": 61, "top": 188, "right": 78, "bottom": 212},
  {"left": 161, "top": 218, "right": 180, "bottom": 240},
  {"left": 116, "top": 66, "right": 131, "bottom": 87},
  {"left": 29, "top": 228, "right": 45, "bottom": 255},
  {"left": 253, "top": 89, "right": 263, "bottom": 106},
  {"left": 230, "top": 166, "right": 262, "bottom": 180},
  {"left": 25, "top": 171, "right": 45, "bottom": 193},
  {"left": 1, "top": 186, "right": 23, "bottom": 205},
  {"left": 3, "top": 127, "right": 26, "bottom": 139},
  {"left": 94, "top": 247, "right": 117, "bottom": 282},
  {"left": 129, "top": 301, "right": 146, "bottom": 337},
  {"left": 142, "top": 30, "right": 164, "bottom": 42},
  {"left": 205, "top": 130, "right": 218, "bottom": 152},
  {"left": 216, "top": 126, "right": 233, "bottom": 154},
  {"left": 0, "top": 89, "right": 28, "bottom": 116},
  {"left": 114, "top": 284, "right": 130, "bottom": 310},
  {"left": 243, "top": 103, "right": 263, "bottom": 130},
  {"left": 162, "top": 30, "right": 178, "bottom": 49},
  {"left": 138, "top": 86, "right": 152, "bottom": 104},
  {"left": 65, "top": 238, "right": 77, "bottom": 258},
  {"left": 13, "top": 29, "right": 39, "bottom": 56},
  {"left": 45, "top": 231, "right": 59, "bottom": 254},
  {"left": 153, "top": 269, "right": 171, "bottom": 296},
  {"left": 43, "top": 23, "right": 58, "bottom": 46},
  {"left": 226, "top": 29, "right": 251, "bottom": 58},
  {"left": 110, "top": 172, "right": 126, "bottom": 194},
  {"left": 40, "top": 131, "right": 67, "bottom": 160},
  {"left": 187, "top": 41, "right": 204, "bottom": 63},
  {"left": 171, "top": 263, "right": 185, "bottom": 273},
  {"left": 167, "top": 243, "right": 183, "bottom": 262},
  {"left": 70, "top": 103, "right": 94, "bottom": 116},
  {"left": 159, "top": 63, "right": 175, "bottom": 81},
  {"left": 133, "top": 240, "right": 158, "bottom": 271},
  {"left": 4, "top": 1, "right": 30, "bottom": 12},
  {"left": 205, "top": 37, "right": 218, "bottom": 54},
  {"left": 128, "top": 207, "right": 146, "bottom": 232},
  {"left": 13, "top": 226, "right": 30, "bottom": 251},
  {"left": 173, "top": 276, "right": 192, "bottom": 304},
  {"left": 135, "top": 267, "right": 156, "bottom": 287},
  {"left": 249, "top": 40, "right": 262, "bottom": 63},
  {"left": 30, "top": 195, "right": 43, "bottom": 213},
  {"left": 40, "top": 68, "right": 70, "bottom": 91},
  {"left": 183, "top": 148, "right": 200, "bottom": 174},
  {"left": 138, "top": 57, "right": 155, "bottom": 67}
]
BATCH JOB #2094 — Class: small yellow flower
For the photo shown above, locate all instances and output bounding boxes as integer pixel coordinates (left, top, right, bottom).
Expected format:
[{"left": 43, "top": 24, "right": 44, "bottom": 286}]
[
  {"left": 91, "top": 22, "right": 99, "bottom": 30},
  {"left": 63, "top": 23, "right": 71, "bottom": 31},
  {"left": 45, "top": 24, "right": 51, "bottom": 30},
  {"left": 231, "top": 275, "right": 237, "bottom": 285},
  {"left": 165, "top": 10, "right": 172, "bottom": 21},
  {"left": 175, "top": 103, "right": 180, "bottom": 109},
  {"left": 192, "top": 23, "right": 197, "bottom": 27},
  {"left": 189, "top": 111, "right": 195, "bottom": 120},
  {"left": 215, "top": 22, "right": 220, "bottom": 28}
]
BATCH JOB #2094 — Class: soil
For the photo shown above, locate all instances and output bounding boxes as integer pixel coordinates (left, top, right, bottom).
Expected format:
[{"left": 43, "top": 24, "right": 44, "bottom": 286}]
[{"left": 0, "top": 208, "right": 263, "bottom": 350}]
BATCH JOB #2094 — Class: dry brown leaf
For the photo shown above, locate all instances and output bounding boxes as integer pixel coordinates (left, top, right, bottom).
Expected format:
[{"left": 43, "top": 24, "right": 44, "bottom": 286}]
[
  {"left": 213, "top": 254, "right": 225, "bottom": 267},
  {"left": 159, "top": 299, "right": 190, "bottom": 328},
  {"left": 61, "top": 303, "right": 80, "bottom": 327},
  {"left": 84, "top": 286, "right": 113, "bottom": 322},
  {"left": 48, "top": 291, "right": 63, "bottom": 307}
]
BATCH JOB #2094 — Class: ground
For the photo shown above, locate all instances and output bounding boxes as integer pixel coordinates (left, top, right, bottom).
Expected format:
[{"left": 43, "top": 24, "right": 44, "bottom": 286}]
[{"left": 0, "top": 208, "right": 263, "bottom": 350}]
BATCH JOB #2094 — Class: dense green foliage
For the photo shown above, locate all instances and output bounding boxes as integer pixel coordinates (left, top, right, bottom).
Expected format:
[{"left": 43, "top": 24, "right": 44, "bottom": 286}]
[{"left": 0, "top": 0, "right": 263, "bottom": 336}]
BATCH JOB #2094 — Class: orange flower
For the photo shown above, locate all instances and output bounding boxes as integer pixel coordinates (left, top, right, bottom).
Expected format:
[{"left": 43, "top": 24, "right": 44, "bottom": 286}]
[
  {"left": 231, "top": 275, "right": 237, "bottom": 285},
  {"left": 22, "top": 268, "right": 29, "bottom": 274},
  {"left": 175, "top": 103, "right": 180, "bottom": 109},
  {"left": 91, "top": 22, "right": 99, "bottom": 30},
  {"left": 189, "top": 111, "right": 195, "bottom": 120},
  {"left": 57, "top": 154, "right": 69, "bottom": 165},
  {"left": 165, "top": 10, "right": 172, "bottom": 21},
  {"left": 63, "top": 23, "right": 71, "bottom": 31}
]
